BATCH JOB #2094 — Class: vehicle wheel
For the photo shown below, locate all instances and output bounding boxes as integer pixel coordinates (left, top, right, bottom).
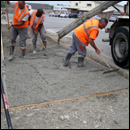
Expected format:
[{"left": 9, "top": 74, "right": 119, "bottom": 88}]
[{"left": 111, "top": 26, "right": 129, "bottom": 68}]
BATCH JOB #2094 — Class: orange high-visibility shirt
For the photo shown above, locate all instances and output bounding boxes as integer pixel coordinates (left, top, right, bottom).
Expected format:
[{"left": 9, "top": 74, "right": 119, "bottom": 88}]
[
  {"left": 75, "top": 19, "right": 99, "bottom": 46},
  {"left": 30, "top": 10, "right": 45, "bottom": 32},
  {"left": 13, "top": 2, "right": 29, "bottom": 28}
]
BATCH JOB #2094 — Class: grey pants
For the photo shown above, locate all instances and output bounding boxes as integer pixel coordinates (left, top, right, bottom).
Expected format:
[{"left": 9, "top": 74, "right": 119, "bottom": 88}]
[
  {"left": 10, "top": 26, "right": 28, "bottom": 49},
  {"left": 68, "top": 32, "right": 87, "bottom": 57},
  {"left": 31, "top": 26, "right": 46, "bottom": 44}
]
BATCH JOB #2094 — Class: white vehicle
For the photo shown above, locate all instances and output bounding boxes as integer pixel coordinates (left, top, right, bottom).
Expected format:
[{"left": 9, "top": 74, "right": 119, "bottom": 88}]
[
  {"left": 60, "top": 12, "right": 68, "bottom": 18},
  {"left": 49, "top": 12, "right": 55, "bottom": 17}
]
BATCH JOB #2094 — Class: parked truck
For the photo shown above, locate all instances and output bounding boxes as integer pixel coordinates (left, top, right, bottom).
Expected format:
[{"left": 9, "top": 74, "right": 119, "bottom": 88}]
[
  {"left": 57, "top": 1, "right": 129, "bottom": 68},
  {"left": 103, "top": 2, "right": 129, "bottom": 68}
]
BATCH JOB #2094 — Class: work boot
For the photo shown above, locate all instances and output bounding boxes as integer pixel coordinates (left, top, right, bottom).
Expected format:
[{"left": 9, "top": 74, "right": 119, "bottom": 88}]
[
  {"left": 8, "top": 46, "right": 15, "bottom": 61},
  {"left": 21, "top": 50, "right": 26, "bottom": 57},
  {"left": 78, "top": 57, "right": 84, "bottom": 67},
  {"left": 33, "top": 43, "right": 37, "bottom": 53},
  {"left": 63, "top": 53, "right": 72, "bottom": 67},
  {"left": 43, "top": 40, "right": 47, "bottom": 48},
  {"left": 41, "top": 40, "right": 47, "bottom": 50}
]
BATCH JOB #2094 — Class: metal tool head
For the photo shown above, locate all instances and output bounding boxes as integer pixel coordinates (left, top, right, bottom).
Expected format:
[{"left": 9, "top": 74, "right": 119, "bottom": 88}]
[{"left": 103, "top": 69, "right": 119, "bottom": 74}]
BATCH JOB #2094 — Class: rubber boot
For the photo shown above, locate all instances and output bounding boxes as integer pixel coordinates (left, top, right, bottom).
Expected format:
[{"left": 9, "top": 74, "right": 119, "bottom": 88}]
[
  {"left": 8, "top": 46, "right": 15, "bottom": 61},
  {"left": 33, "top": 43, "right": 36, "bottom": 53},
  {"left": 21, "top": 50, "right": 26, "bottom": 57},
  {"left": 63, "top": 53, "right": 72, "bottom": 67},
  {"left": 78, "top": 57, "right": 84, "bottom": 67},
  {"left": 40, "top": 41, "right": 46, "bottom": 51},
  {"left": 42, "top": 40, "right": 46, "bottom": 49}
]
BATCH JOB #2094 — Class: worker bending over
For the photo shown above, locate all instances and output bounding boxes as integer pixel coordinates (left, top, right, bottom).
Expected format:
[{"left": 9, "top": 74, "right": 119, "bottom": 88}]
[
  {"left": 64, "top": 18, "right": 108, "bottom": 67},
  {"left": 29, "top": 9, "right": 46, "bottom": 53}
]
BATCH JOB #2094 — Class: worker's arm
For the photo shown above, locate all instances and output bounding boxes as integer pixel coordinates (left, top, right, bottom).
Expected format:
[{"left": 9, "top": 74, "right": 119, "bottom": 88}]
[
  {"left": 8, "top": 21, "right": 25, "bottom": 29},
  {"left": 33, "top": 24, "right": 43, "bottom": 35},
  {"left": 89, "top": 38, "right": 100, "bottom": 54},
  {"left": 37, "top": 24, "right": 43, "bottom": 31}
]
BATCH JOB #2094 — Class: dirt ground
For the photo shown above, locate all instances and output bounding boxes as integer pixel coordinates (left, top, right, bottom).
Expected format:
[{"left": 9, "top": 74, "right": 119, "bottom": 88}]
[{"left": 1, "top": 25, "right": 129, "bottom": 129}]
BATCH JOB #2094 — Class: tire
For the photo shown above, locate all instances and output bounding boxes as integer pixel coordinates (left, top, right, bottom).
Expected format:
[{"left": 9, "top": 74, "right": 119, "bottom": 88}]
[{"left": 111, "top": 26, "right": 129, "bottom": 68}]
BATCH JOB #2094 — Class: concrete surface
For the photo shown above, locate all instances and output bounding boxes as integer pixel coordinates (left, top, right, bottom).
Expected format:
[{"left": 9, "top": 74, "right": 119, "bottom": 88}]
[
  {"left": 45, "top": 29, "right": 129, "bottom": 80},
  {"left": 1, "top": 14, "right": 129, "bottom": 129}
]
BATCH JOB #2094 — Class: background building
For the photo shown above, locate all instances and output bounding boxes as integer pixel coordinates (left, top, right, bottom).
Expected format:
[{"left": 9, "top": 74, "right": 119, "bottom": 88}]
[
  {"left": 53, "top": 4, "right": 68, "bottom": 13},
  {"left": 64, "top": 1, "right": 123, "bottom": 15},
  {"left": 25, "top": 2, "right": 51, "bottom": 10}
]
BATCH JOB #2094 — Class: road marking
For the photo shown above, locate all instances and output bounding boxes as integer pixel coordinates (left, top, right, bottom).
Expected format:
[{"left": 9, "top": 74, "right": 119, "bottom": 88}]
[{"left": 1, "top": 88, "right": 128, "bottom": 112}]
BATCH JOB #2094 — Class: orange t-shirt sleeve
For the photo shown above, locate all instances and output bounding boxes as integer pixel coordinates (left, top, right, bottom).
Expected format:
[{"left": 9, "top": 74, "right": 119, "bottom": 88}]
[{"left": 89, "top": 30, "right": 99, "bottom": 40}]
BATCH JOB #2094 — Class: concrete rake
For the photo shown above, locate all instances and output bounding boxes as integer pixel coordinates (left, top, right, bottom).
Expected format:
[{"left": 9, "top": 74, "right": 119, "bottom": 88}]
[{"left": 99, "top": 53, "right": 119, "bottom": 74}]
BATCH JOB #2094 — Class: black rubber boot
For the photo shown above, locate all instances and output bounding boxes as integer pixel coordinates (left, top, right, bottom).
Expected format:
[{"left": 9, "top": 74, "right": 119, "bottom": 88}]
[
  {"left": 42, "top": 40, "right": 46, "bottom": 48},
  {"left": 33, "top": 43, "right": 37, "bottom": 53},
  {"left": 21, "top": 50, "right": 26, "bottom": 57},
  {"left": 8, "top": 46, "right": 15, "bottom": 61},
  {"left": 63, "top": 53, "right": 72, "bottom": 67},
  {"left": 33, "top": 43, "right": 36, "bottom": 50},
  {"left": 9, "top": 46, "right": 15, "bottom": 55},
  {"left": 78, "top": 57, "right": 84, "bottom": 67}
]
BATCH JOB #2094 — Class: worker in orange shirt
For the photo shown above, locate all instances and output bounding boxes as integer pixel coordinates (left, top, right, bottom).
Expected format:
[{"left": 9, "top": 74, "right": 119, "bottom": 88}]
[{"left": 63, "top": 18, "right": 108, "bottom": 67}]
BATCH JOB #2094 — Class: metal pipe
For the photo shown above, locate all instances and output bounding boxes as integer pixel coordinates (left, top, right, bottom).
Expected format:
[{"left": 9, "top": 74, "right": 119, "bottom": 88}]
[
  {"left": 112, "top": 5, "right": 124, "bottom": 16},
  {"left": 1, "top": 76, "right": 13, "bottom": 129},
  {"left": 57, "top": 1, "right": 121, "bottom": 43}
]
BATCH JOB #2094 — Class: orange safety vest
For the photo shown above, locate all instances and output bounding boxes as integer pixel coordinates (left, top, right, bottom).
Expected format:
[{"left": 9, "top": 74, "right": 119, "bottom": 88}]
[
  {"left": 30, "top": 10, "right": 45, "bottom": 32},
  {"left": 75, "top": 19, "right": 99, "bottom": 46},
  {"left": 13, "top": 2, "right": 29, "bottom": 28}
]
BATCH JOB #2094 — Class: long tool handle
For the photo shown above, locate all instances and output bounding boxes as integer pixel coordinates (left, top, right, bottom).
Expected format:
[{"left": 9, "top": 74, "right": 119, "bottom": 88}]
[
  {"left": 5, "top": 2, "right": 12, "bottom": 54},
  {"left": 34, "top": 31, "right": 51, "bottom": 54},
  {"left": 37, "top": 34, "right": 46, "bottom": 49},
  {"left": 34, "top": 31, "right": 46, "bottom": 49},
  {"left": 1, "top": 77, "right": 13, "bottom": 129},
  {"left": 99, "top": 53, "right": 112, "bottom": 69}
]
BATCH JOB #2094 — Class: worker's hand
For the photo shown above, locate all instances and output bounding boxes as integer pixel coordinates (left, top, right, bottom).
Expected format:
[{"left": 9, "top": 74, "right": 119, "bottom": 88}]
[
  {"left": 95, "top": 48, "right": 101, "bottom": 55},
  {"left": 35, "top": 31, "right": 38, "bottom": 35},
  {"left": 8, "top": 23, "right": 12, "bottom": 29}
]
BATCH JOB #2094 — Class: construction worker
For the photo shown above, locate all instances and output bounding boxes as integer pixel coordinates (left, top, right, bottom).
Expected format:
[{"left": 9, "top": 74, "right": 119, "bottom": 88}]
[
  {"left": 29, "top": 9, "right": 46, "bottom": 53},
  {"left": 7, "top": 1, "right": 30, "bottom": 59},
  {"left": 64, "top": 18, "right": 108, "bottom": 67}
]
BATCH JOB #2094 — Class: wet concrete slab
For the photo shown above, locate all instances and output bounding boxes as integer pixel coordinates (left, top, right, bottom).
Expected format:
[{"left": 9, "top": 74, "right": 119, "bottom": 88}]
[{"left": 1, "top": 24, "right": 129, "bottom": 129}]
